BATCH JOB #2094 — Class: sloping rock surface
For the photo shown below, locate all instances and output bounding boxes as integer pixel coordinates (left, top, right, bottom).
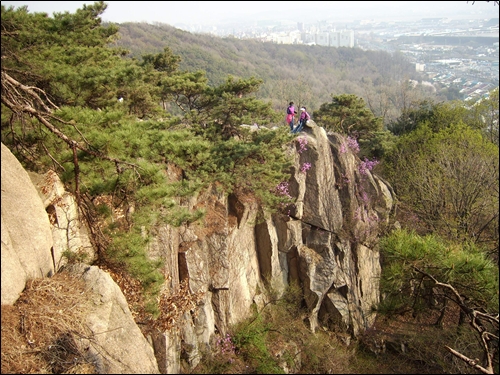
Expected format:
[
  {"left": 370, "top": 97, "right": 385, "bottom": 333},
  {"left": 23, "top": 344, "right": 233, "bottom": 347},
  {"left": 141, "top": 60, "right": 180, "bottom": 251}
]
[
  {"left": 65, "top": 264, "right": 160, "bottom": 374},
  {"left": 1, "top": 143, "right": 54, "bottom": 305},
  {"left": 1, "top": 142, "right": 159, "bottom": 374}
]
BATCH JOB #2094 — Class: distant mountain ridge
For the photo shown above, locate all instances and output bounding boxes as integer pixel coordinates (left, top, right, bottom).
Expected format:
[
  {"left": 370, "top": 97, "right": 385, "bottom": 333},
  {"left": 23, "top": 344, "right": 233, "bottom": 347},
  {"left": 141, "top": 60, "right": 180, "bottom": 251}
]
[{"left": 113, "top": 21, "right": 419, "bottom": 117}]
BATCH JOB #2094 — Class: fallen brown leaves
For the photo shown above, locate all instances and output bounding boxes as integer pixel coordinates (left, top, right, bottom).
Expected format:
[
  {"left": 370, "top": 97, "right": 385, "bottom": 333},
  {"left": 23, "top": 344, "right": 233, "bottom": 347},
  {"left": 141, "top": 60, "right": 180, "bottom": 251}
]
[
  {"left": 153, "top": 280, "right": 205, "bottom": 332},
  {"left": 1, "top": 272, "right": 96, "bottom": 374}
]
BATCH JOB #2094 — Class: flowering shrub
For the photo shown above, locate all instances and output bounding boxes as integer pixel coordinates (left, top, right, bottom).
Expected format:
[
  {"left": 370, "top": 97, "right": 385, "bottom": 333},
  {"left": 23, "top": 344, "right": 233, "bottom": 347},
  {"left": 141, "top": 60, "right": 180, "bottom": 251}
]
[
  {"left": 274, "top": 181, "right": 296, "bottom": 217},
  {"left": 215, "top": 333, "right": 236, "bottom": 363},
  {"left": 340, "top": 135, "right": 360, "bottom": 154},
  {"left": 301, "top": 162, "right": 311, "bottom": 173},
  {"left": 275, "top": 181, "right": 292, "bottom": 199},
  {"left": 361, "top": 190, "right": 369, "bottom": 204},
  {"left": 341, "top": 173, "right": 350, "bottom": 184},
  {"left": 297, "top": 136, "right": 308, "bottom": 153},
  {"left": 358, "top": 157, "right": 380, "bottom": 175}
]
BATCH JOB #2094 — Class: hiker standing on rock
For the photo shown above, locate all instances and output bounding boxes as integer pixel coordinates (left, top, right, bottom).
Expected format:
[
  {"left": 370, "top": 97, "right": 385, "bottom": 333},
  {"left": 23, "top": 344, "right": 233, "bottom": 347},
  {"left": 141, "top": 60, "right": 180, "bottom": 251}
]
[{"left": 286, "top": 101, "right": 296, "bottom": 131}]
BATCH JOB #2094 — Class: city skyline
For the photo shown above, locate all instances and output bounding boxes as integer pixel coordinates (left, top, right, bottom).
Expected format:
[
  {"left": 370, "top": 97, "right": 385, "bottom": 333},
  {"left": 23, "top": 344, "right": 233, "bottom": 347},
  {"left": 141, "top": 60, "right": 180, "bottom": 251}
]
[{"left": 2, "top": 1, "right": 498, "bottom": 31}]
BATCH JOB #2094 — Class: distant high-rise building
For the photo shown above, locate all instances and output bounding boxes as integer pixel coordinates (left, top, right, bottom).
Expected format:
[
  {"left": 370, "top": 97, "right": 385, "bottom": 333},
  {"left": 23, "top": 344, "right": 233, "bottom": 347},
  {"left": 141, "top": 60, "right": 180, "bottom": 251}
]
[
  {"left": 316, "top": 32, "right": 329, "bottom": 46},
  {"left": 297, "top": 22, "right": 304, "bottom": 32},
  {"left": 328, "top": 30, "right": 354, "bottom": 48},
  {"left": 416, "top": 63, "right": 426, "bottom": 72}
]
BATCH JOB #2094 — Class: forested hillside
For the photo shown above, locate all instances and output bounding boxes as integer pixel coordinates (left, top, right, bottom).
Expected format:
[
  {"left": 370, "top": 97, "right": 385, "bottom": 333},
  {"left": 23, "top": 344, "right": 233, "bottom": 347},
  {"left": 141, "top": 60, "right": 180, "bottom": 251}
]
[{"left": 113, "top": 22, "right": 430, "bottom": 123}]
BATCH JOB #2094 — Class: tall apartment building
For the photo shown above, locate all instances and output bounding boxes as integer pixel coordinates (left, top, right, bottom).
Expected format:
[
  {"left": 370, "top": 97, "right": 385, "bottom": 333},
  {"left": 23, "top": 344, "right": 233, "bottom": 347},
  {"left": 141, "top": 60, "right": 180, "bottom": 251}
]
[
  {"left": 328, "top": 30, "right": 355, "bottom": 47},
  {"left": 304, "top": 30, "right": 355, "bottom": 47}
]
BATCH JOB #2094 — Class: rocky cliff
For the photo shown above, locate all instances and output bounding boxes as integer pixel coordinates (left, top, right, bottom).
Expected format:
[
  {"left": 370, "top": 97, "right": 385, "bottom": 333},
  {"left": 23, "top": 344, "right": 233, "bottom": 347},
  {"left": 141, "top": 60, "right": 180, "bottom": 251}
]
[{"left": 0, "top": 120, "right": 394, "bottom": 373}]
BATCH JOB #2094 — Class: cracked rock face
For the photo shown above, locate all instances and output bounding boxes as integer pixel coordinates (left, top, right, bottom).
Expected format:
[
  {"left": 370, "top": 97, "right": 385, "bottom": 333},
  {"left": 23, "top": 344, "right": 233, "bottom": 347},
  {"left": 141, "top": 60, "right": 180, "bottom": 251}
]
[
  {"left": 1, "top": 120, "right": 394, "bottom": 372},
  {"left": 162, "top": 122, "right": 394, "bottom": 357},
  {"left": 285, "top": 123, "right": 393, "bottom": 334}
]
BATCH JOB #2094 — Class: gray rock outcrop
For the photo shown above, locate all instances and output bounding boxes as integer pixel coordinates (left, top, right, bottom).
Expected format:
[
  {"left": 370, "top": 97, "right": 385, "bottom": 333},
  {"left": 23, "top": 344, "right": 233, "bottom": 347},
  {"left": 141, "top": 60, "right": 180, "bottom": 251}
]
[
  {"left": 149, "top": 122, "right": 394, "bottom": 370},
  {"left": 64, "top": 264, "right": 160, "bottom": 374},
  {"left": 288, "top": 123, "right": 392, "bottom": 334},
  {"left": 1, "top": 142, "right": 159, "bottom": 374},
  {"left": 1, "top": 143, "right": 54, "bottom": 305},
  {"left": 29, "top": 169, "right": 96, "bottom": 269},
  {"left": 1, "top": 117, "right": 394, "bottom": 373}
]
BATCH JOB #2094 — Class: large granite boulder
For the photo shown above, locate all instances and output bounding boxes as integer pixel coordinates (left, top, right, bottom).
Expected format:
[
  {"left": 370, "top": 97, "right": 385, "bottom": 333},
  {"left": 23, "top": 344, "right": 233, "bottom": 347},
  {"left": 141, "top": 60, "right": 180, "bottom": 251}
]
[
  {"left": 64, "top": 264, "right": 160, "bottom": 374},
  {"left": 1, "top": 143, "right": 54, "bottom": 305},
  {"left": 1, "top": 142, "right": 159, "bottom": 374}
]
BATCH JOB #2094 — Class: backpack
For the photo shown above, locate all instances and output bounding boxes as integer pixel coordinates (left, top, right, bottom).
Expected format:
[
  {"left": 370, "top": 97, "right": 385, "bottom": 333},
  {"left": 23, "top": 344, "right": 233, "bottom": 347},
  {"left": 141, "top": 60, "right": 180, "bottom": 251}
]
[{"left": 287, "top": 106, "right": 293, "bottom": 115}]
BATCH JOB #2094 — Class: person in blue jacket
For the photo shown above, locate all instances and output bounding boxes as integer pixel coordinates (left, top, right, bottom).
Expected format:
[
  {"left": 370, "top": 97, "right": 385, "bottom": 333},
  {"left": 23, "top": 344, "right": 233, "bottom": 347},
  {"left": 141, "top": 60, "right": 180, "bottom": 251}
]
[{"left": 292, "top": 107, "right": 310, "bottom": 133}]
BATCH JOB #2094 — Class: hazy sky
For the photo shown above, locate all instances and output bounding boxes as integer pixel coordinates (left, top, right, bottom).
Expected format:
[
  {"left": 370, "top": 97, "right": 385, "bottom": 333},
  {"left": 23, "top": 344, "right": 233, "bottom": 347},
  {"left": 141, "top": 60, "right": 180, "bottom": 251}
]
[{"left": 1, "top": 1, "right": 497, "bottom": 27}]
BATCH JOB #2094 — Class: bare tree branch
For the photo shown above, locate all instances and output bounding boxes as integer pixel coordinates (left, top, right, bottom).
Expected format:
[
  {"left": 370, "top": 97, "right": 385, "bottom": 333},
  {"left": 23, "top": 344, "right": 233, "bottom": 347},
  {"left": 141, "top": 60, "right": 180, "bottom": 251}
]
[
  {"left": 470, "top": 1, "right": 499, "bottom": 5},
  {"left": 1, "top": 70, "right": 141, "bottom": 202},
  {"left": 445, "top": 345, "right": 493, "bottom": 374},
  {"left": 413, "top": 266, "right": 498, "bottom": 374}
]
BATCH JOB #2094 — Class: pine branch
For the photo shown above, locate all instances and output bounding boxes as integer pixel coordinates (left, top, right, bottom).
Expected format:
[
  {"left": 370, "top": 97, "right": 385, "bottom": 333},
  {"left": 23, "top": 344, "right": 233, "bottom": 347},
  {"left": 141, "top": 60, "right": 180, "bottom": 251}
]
[{"left": 1, "top": 70, "right": 140, "bottom": 201}]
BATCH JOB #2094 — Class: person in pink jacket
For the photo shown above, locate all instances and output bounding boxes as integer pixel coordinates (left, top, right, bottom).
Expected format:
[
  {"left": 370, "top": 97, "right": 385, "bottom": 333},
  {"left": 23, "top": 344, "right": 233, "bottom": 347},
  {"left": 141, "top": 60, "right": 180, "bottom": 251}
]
[{"left": 286, "top": 101, "right": 296, "bottom": 131}]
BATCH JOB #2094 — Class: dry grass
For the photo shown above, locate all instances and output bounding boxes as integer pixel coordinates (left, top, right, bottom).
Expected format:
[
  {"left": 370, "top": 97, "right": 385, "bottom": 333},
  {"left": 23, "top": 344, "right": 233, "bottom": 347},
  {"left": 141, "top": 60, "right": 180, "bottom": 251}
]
[{"left": 1, "top": 272, "right": 96, "bottom": 374}]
